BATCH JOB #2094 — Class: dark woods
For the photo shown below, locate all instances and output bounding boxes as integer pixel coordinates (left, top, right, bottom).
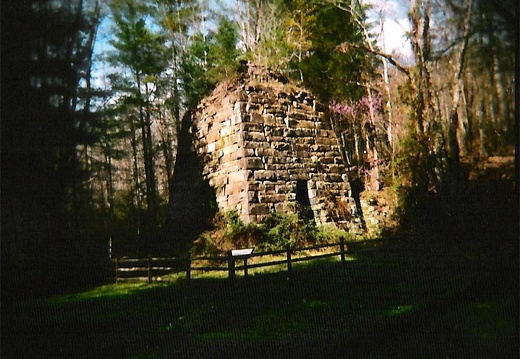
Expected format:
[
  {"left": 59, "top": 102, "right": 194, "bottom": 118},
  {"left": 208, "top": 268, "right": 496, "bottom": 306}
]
[{"left": 1, "top": 1, "right": 107, "bottom": 297}]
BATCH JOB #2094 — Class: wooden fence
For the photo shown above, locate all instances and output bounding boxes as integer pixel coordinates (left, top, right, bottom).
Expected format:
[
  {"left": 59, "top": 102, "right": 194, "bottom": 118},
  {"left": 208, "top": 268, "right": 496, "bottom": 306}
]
[{"left": 115, "top": 238, "right": 348, "bottom": 283}]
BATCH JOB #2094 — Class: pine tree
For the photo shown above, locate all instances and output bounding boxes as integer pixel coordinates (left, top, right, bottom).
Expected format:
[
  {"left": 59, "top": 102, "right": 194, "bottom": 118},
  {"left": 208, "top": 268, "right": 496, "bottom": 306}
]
[
  {"left": 296, "top": 2, "right": 371, "bottom": 102},
  {"left": 108, "top": 0, "right": 168, "bottom": 250},
  {"left": 2, "top": 0, "right": 105, "bottom": 293},
  {"left": 207, "top": 16, "right": 241, "bottom": 82}
]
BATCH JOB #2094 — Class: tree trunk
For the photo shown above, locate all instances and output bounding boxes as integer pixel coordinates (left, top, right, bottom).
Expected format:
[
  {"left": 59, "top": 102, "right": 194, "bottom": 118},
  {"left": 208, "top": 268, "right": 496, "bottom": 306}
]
[
  {"left": 365, "top": 88, "right": 380, "bottom": 192},
  {"left": 104, "top": 138, "right": 115, "bottom": 255},
  {"left": 135, "top": 72, "right": 157, "bottom": 245},
  {"left": 409, "top": 0, "right": 434, "bottom": 195},
  {"left": 447, "top": 0, "right": 472, "bottom": 177},
  {"left": 82, "top": 0, "right": 101, "bottom": 118},
  {"left": 130, "top": 116, "right": 142, "bottom": 238}
]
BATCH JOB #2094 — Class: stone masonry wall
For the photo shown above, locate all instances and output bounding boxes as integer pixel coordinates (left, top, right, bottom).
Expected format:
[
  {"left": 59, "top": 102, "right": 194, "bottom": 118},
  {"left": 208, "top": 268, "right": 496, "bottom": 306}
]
[{"left": 194, "top": 69, "right": 360, "bottom": 229}]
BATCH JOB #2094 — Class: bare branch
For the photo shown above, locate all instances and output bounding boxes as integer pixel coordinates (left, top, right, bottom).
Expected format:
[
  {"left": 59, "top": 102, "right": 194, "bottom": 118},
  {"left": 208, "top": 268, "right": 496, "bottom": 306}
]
[{"left": 336, "top": 42, "right": 411, "bottom": 77}]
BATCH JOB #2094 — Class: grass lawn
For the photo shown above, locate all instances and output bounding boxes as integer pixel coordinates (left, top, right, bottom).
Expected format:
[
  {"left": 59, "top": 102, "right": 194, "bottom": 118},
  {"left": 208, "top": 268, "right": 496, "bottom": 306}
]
[{"left": 3, "top": 238, "right": 517, "bottom": 358}]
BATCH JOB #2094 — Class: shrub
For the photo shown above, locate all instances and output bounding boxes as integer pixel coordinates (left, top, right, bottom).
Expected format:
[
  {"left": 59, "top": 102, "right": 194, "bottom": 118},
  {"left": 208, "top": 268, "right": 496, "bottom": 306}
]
[
  {"left": 257, "top": 211, "right": 316, "bottom": 251},
  {"left": 315, "top": 224, "right": 352, "bottom": 244},
  {"left": 191, "top": 234, "right": 218, "bottom": 257},
  {"left": 192, "top": 210, "right": 262, "bottom": 256},
  {"left": 194, "top": 207, "right": 360, "bottom": 255}
]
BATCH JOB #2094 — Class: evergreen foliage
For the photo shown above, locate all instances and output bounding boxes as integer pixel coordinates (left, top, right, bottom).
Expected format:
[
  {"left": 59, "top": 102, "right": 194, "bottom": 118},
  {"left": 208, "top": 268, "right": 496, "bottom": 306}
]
[
  {"left": 109, "top": 8, "right": 160, "bottom": 249},
  {"left": 297, "top": 3, "right": 370, "bottom": 102},
  {"left": 2, "top": 1, "right": 101, "bottom": 252},
  {"left": 1, "top": 0, "right": 109, "bottom": 297},
  {"left": 179, "top": 33, "right": 214, "bottom": 110},
  {"left": 208, "top": 16, "right": 241, "bottom": 82}
]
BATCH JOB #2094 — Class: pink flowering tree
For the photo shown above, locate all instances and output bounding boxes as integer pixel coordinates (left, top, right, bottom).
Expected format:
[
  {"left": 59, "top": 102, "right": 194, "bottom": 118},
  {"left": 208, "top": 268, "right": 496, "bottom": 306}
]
[{"left": 329, "top": 92, "right": 388, "bottom": 192}]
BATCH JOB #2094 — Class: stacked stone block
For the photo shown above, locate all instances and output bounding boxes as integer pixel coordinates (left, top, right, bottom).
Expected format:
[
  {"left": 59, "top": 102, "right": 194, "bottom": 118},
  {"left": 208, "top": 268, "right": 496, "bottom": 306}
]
[{"left": 194, "top": 73, "right": 357, "bottom": 226}]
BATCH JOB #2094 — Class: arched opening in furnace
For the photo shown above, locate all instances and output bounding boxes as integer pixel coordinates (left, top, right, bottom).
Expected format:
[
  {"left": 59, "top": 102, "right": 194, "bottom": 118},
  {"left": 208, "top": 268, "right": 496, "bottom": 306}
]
[{"left": 296, "top": 180, "right": 314, "bottom": 221}]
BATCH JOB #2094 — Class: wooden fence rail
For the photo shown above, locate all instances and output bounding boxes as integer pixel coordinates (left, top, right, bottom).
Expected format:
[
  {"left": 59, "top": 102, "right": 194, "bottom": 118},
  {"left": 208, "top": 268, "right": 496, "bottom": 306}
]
[{"left": 115, "top": 238, "right": 348, "bottom": 283}]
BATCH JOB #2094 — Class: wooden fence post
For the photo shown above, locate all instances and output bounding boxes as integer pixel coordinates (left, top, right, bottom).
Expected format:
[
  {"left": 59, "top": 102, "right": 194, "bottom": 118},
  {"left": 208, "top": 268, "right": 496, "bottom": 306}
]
[
  {"left": 228, "top": 251, "right": 235, "bottom": 281},
  {"left": 340, "top": 237, "right": 346, "bottom": 266},
  {"left": 147, "top": 256, "right": 152, "bottom": 284},
  {"left": 186, "top": 256, "right": 191, "bottom": 280},
  {"left": 244, "top": 258, "right": 248, "bottom": 278},
  {"left": 286, "top": 245, "right": 292, "bottom": 279}
]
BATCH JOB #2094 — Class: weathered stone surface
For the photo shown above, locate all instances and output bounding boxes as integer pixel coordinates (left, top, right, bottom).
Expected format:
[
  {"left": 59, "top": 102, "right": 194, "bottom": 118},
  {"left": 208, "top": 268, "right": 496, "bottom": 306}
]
[
  {"left": 250, "top": 203, "right": 270, "bottom": 215},
  {"left": 247, "top": 191, "right": 259, "bottom": 203},
  {"left": 259, "top": 193, "right": 287, "bottom": 203},
  {"left": 319, "top": 157, "right": 335, "bottom": 164},
  {"left": 289, "top": 172, "right": 310, "bottom": 181},
  {"left": 263, "top": 114, "right": 277, "bottom": 126},
  {"left": 275, "top": 143, "right": 291, "bottom": 151},
  {"left": 244, "top": 131, "right": 265, "bottom": 141},
  {"left": 315, "top": 137, "right": 337, "bottom": 146},
  {"left": 228, "top": 170, "right": 248, "bottom": 183},
  {"left": 245, "top": 157, "right": 265, "bottom": 170},
  {"left": 244, "top": 140, "right": 270, "bottom": 149},
  {"left": 274, "top": 202, "right": 289, "bottom": 213},
  {"left": 253, "top": 170, "right": 276, "bottom": 181},
  {"left": 268, "top": 128, "right": 285, "bottom": 137},
  {"left": 220, "top": 124, "right": 236, "bottom": 137},
  {"left": 250, "top": 113, "right": 264, "bottom": 123},
  {"left": 255, "top": 148, "right": 275, "bottom": 157},
  {"left": 329, "top": 165, "right": 346, "bottom": 174},
  {"left": 227, "top": 192, "right": 242, "bottom": 206},
  {"left": 294, "top": 120, "right": 316, "bottom": 128},
  {"left": 193, "top": 65, "right": 359, "bottom": 229},
  {"left": 241, "top": 123, "right": 264, "bottom": 132}
]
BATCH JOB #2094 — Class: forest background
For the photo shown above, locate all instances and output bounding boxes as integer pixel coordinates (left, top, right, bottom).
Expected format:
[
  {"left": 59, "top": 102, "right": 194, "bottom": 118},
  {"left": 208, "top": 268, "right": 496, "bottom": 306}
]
[{"left": 1, "top": 0, "right": 517, "bottom": 297}]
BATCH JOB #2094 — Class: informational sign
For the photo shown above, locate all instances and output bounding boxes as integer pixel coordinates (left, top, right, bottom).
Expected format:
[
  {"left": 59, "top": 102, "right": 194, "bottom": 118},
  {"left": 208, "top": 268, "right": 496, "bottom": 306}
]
[{"left": 231, "top": 248, "right": 254, "bottom": 258}]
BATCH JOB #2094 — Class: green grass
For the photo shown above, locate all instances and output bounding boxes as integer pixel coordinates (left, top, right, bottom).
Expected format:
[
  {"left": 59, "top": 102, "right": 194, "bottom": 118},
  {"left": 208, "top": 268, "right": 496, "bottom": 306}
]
[{"left": 3, "top": 238, "right": 517, "bottom": 359}]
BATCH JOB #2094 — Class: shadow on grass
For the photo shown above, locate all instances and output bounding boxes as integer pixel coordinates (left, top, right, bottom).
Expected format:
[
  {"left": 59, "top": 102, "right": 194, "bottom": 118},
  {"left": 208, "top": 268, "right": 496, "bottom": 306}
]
[{"left": 3, "top": 238, "right": 518, "bottom": 359}]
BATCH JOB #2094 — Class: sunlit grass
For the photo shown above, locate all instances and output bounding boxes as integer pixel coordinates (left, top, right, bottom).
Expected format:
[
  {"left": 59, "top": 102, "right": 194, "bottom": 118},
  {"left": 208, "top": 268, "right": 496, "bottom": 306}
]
[
  {"left": 385, "top": 304, "right": 415, "bottom": 316},
  {"left": 305, "top": 299, "right": 331, "bottom": 308},
  {"left": 49, "top": 251, "right": 356, "bottom": 305},
  {"left": 467, "top": 301, "right": 516, "bottom": 338},
  {"left": 199, "top": 331, "right": 237, "bottom": 340},
  {"left": 6, "top": 238, "right": 517, "bottom": 359},
  {"left": 49, "top": 282, "right": 169, "bottom": 304}
]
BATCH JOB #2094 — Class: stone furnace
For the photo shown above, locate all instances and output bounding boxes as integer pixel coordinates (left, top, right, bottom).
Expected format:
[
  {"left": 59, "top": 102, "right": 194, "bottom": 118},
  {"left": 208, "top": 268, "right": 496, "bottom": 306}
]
[{"left": 194, "top": 65, "right": 358, "bottom": 227}]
